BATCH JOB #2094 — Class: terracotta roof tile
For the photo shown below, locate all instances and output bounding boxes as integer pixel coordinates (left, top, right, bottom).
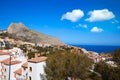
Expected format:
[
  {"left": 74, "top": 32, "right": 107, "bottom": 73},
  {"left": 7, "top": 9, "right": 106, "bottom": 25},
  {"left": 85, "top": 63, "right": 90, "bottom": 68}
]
[
  {"left": 14, "top": 68, "right": 22, "bottom": 75},
  {"left": 0, "top": 58, "right": 10, "bottom": 63},
  {"left": 0, "top": 51, "right": 11, "bottom": 55},
  {"left": 22, "top": 62, "right": 28, "bottom": 68},
  {"left": 28, "top": 56, "right": 47, "bottom": 63},
  {"left": 1, "top": 58, "right": 21, "bottom": 65}
]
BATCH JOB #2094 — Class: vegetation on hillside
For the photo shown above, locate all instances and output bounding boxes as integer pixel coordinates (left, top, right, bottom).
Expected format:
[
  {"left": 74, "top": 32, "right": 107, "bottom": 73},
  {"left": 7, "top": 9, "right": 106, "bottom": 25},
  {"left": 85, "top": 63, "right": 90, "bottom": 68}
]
[
  {"left": 94, "top": 48, "right": 120, "bottom": 80},
  {"left": 45, "top": 52, "right": 91, "bottom": 80},
  {"left": 113, "top": 48, "right": 120, "bottom": 64}
]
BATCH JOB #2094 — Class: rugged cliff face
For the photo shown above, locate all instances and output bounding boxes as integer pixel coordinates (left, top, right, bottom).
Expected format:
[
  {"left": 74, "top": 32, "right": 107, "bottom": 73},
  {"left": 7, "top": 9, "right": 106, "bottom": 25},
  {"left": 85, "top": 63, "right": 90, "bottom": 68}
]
[{"left": 7, "top": 22, "right": 64, "bottom": 45}]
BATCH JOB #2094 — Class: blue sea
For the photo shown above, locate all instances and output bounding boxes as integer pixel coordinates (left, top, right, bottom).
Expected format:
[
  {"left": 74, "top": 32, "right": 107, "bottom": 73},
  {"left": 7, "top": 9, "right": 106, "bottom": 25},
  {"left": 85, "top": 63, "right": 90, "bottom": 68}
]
[{"left": 70, "top": 44, "right": 120, "bottom": 54}]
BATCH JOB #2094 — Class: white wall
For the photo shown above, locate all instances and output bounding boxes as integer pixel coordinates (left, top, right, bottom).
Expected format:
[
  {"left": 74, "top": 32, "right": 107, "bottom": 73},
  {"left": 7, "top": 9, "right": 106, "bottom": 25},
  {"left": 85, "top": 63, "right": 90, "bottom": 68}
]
[
  {"left": 22, "top": 67, "right": 28, "bottom": 80},
  {"left": 0, "top": 55, "right": 10, "bottom": 75},
  {"left": 0, "top": 55, "right": 10, "bottom": 61},
  {"left": 0, "top": 39, "right": 5, "bottom": 47},
  {"left": 28, "top": 61, "right": 46, "bottom": 80},
  {"left": 9, "top": 47, "right": 24, "bottom": 57},
  {"left": 2, "top": 61, "right": 27, "bottom": 80},
  {"left": 15, "top": 74, "right": 22, "bottom": 80}
]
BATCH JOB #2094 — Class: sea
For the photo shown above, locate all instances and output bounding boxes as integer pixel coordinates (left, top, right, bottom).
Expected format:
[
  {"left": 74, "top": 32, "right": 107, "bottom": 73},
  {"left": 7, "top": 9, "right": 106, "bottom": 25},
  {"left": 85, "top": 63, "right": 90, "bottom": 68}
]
[{"left": 70, "top": 44, "right": 120, "bottom": 54}]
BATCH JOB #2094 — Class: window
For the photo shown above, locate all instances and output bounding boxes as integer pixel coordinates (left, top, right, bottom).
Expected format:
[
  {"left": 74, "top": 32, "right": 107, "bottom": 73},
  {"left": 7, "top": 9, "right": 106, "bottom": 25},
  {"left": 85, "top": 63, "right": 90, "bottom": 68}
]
[
  {"left": 4, "top": 76, "right": 6, "bottom": 80},
  {"left": 4, "top": 68, "right": 6, "bottom": 72},
  {"left": 29, "top": 76, "right": 32, "bottom": 80},
  {"left": 22, "top": 75, "right": 25, "bottom": 80},
  {"left": 29, "top": 67, "right": 32, "bottom": 72},
  {"left": 2, "top": 68, "right": 6, "bottom": 72},
  {"left": 23, "top": 67, "right": 26, "bottom": 71}
]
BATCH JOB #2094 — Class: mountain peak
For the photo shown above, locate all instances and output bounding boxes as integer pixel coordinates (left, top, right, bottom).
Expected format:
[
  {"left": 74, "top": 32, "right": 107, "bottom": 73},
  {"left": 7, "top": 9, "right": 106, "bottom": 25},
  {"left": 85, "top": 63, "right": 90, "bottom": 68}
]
[
  {"left": 7, "top": 22, "right": 63, "bottom": 45},
  {"left": 7, "top": 22, "right": 28, "bottom": 34},
  {"left": 9, "top": 22, "right": 26, "bottom": 27}
]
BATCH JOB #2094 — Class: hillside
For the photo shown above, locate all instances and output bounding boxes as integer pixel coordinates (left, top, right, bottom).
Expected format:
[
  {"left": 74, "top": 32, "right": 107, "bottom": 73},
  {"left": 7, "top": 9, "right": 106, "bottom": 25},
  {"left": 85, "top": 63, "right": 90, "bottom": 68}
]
[{"left": 6, "top": 22, "right": 63, "bottom": 45}]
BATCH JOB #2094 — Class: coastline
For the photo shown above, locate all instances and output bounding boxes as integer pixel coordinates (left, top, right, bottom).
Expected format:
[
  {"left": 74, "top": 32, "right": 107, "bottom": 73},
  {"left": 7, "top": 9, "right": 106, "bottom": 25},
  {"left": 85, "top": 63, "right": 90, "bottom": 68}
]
[{"left": 68, "top": 44, "right": 120, "bottom": 54}]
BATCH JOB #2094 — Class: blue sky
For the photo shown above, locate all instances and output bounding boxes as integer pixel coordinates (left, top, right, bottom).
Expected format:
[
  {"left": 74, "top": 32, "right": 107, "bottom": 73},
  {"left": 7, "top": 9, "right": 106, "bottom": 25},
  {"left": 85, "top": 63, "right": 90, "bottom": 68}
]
[{"left": 0, "top": 0, "right": 120, "bottom": 45}]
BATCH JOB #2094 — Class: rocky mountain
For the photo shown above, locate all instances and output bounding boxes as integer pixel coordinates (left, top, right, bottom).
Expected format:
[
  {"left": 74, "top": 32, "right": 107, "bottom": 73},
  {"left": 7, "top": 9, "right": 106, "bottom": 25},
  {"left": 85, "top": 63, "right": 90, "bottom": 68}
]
[{"left": 7, "top": 22, "right": 64, "bottom": 45}]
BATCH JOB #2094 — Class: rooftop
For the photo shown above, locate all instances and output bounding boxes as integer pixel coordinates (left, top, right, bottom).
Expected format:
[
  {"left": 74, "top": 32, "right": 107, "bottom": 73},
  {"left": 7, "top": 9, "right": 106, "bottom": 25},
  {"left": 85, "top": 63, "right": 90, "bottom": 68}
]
[
  {"left": 1, "top": 58, "right": 21, "bottom": 65},
  {"left": 28, "top": 56, "right": 47, "bottom": 63},
  {"left": 0, "top": 57, "right": 10, "bottom": 63},
  {"left": 0, "top": 50, "right": 11, "bottom": 55},
  {"left": 22, "top": 62, "right": 28, "bottom": 68},
  {"left": 14, "top": 68, "right": 22, "bottom": 75}
]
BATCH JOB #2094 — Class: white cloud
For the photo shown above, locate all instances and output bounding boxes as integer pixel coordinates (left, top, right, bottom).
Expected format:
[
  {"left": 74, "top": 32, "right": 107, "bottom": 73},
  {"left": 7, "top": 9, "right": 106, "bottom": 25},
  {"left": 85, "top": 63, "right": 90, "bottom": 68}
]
[
  {"left": 91, "top": 27, "right": 103, "bottom": 32},
  {"left": 61, "top": 9, "right": 84, "bottom": 22},
  {"left": 86, "top": 9, "right": 115, "bottom": 22},
  {"left": 77, "top": 24, "right": 87, "bottom": 28}
]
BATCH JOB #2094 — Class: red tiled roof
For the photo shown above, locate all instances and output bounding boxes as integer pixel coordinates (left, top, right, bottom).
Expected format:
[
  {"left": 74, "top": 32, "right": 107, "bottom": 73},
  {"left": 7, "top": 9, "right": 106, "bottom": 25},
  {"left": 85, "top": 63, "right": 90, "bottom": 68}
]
[
  {"left": 28, "top": 56, "right": 47, "bottom": 63},
  {"left": 14, "top": 68, "right": 22, "bottom": 75},
  {"left": 0, "top": 58, "right": 10, "bottom": 63},
  {"left": 1, "top": 58, "right": 21, "bottom": 65},
  {"left": 0, "top": 51, "right": 11, "bottom": 55},
  {"left": 22, "top": 62, "right": 28, "bottom": 68}
]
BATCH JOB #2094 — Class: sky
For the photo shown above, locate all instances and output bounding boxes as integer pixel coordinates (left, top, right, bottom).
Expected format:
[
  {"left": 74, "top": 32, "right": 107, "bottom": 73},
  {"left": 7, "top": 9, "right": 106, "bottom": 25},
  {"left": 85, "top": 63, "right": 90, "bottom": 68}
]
[{"left": 0, "top": 0, "right": 120, "bottom": 45}]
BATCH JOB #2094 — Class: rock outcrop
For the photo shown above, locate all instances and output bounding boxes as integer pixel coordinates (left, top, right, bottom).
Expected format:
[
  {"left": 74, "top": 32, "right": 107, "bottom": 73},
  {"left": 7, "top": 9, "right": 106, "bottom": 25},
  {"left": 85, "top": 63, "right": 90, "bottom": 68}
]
[{"left": 7, "top": 22, "right": 64, "bottom": 45}]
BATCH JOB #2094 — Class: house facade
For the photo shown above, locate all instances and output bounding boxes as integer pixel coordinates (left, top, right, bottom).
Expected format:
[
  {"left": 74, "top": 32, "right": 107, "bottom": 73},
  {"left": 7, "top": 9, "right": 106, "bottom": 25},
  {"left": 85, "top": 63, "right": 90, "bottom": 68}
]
[
  {"left": 0, "top": 47, "right": 47, "bottom": 80},
  {"left": 28, "top": 57, "right": 47, "bottom": 80},
  {"left": 1, "top": 60, "right": 21, "bottom": 80},
  {"left": 14, "top": 68, "right": 22, "bottom": 80}
]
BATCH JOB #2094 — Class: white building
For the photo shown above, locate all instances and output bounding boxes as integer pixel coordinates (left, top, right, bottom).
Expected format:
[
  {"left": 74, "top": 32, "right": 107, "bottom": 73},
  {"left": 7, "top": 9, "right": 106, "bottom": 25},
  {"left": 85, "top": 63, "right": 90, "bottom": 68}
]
[
  {"left": 1, "top": 56, "right": 27, "bottom": 80},
  {"left": 106, "top": 61, "right": 117, "bottom": 67},
  {"left": 0, "top": 47, "right": 47, "bottom": 80},
  {"left": 1, "top": 59, "right": 22, "bottom": 80},
  {"left": 37, "top": 42, "right": 51, "bottom": 47},
  {"left": 81, "top": 48, "right": 89, "bottom": 54},
  {"left": 0, "top": 39, "right": 10, "bottom": 48},
  {"left": 9, "top": 47, "right": 24, "bottom": 57},
  {"left": 0, "top": 51, "right": 10, "bottom": 78},
  {"left": 0, "top": 47, "right": 27, "bottom": 80},
  {"left": 0, "top": 39, "right": 6, "bottom": 48},
  {"left": 21, "top": 62, "right": 28, "bottom": 80},
  {"left": 14, "top": 68, "right": 22, "bottom": 80},
  {"left": 88, "top": 51, "right": 100, "bottom": 63},
  {"left": 28, "top": 57, "right": 47, "bottom": 80},
  {"left": 0, "top": 51, "right": 10, "bottom": 62},
  {"left": 8, "top": 47, "right": 27, "bottom": 63}
]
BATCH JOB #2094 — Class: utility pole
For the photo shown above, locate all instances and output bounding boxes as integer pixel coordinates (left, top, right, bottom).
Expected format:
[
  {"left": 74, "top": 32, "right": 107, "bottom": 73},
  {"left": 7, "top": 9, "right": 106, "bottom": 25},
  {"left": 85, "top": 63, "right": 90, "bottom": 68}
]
[
  {"left": 8, "top": 55, "right": 12, "bottom": 80},
  {"left": 26, "top": 73, "right": 28, "bottom": 80}
]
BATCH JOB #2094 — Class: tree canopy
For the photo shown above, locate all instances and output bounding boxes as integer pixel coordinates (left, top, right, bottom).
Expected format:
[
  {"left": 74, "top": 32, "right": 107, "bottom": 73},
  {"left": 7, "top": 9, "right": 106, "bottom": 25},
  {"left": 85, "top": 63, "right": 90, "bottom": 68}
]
[
  {"left": 94, "top": 61, "right": 120, "bottom": 80},
  {"left": 113, "top": 48, "right": 120, "bottom": 64},
  {"left": 45, "top": 52, "right": 91, "bottom": 80}
]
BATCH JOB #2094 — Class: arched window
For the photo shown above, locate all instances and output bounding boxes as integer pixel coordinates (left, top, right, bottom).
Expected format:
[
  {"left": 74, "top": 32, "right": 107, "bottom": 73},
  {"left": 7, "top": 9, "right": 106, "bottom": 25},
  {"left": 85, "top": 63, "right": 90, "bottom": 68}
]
[
  {"left": 23, "top": 67, "right": 26, "bottom": 71},
  {"left": 4, "top": 68, "right": 6, "bottom": 72},
  {"left": 4, "top": 76, "right": 6, "bottom": 80},
  {"left": 29, "top": 67, "right": 32, "bottom": 72},
  {"left": 29, "top": 76, "right": 32, "bottom": 80}
]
